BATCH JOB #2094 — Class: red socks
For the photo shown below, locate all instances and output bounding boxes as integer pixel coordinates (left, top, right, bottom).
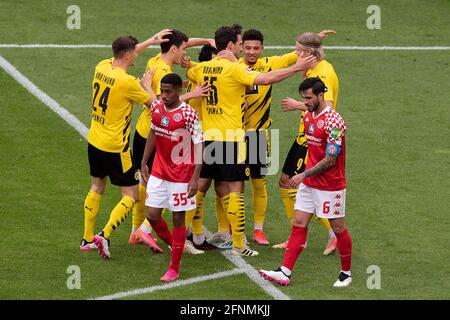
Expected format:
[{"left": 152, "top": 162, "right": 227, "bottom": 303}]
[
  {"left": 282, "top": 226, "right": 308, "bottom": 271},
  {"left": 169, "top": 226, "right": 186, "bottom": 273},
  {"left": 336, "top": 228, "right": 352, "bottom": 272},
  {"left": 151, "top": 218, "right": 173, "bottom": 246}
]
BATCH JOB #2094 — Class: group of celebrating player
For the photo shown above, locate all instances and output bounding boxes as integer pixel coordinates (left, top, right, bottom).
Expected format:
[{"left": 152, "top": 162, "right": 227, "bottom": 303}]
[{"left": 80, "top": 24, "right": 353, "bottom": 287}]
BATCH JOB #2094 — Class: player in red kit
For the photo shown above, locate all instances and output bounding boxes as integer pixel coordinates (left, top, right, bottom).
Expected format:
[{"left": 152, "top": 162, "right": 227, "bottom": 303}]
[
  {"left": 141, "top": 73, "right": 204, "bottom": 282},
  {"left": 259, "top": 77, "right": 352, "bottom": 287}
]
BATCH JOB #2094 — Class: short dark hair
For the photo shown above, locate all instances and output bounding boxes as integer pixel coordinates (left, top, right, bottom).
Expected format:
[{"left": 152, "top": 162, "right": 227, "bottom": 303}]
[
  {"left": 161, "top": 73, "right": 182, "bottom": 88},
  {"left": 215, "top": 26, "right": 240, "bottom": 51},
  {"left": 299, "top": 77, "right": 328, "bottom": 95},
  {"left": 160, "top": 29, "right": 188, "bottom": 53},
  {"left": 112, "top": 35, "right": 138, "bottom": 58},
  {"left": 231, "top": 23, "right": 242, "bottom": 35},
  {"left": 198, "top": 44, "right": 218, "bottom": 62},
  {"left": 242, "top": 29, "right": 264, "bottom": 44}
]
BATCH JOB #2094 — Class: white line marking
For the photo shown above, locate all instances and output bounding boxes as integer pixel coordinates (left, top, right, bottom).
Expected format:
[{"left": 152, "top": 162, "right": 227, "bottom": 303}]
[
  {"left": 1, "top": 44, "right": 450, "bottom": 50},
  {"left": 221, "top": 250, "right": 291, "bottom": 300},
  {"left": 0, "top": 55, "right": 88, "bottom": 139},
  {"left": 91, "top": 268, "right": 244, "bottom": 300},
  {"left": 0, "top": 53, "right": 291, "bottom": 300}
]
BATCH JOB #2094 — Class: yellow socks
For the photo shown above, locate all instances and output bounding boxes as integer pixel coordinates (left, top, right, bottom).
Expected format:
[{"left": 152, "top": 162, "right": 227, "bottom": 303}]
[
  {"left": 227, "top": 192, "right": 245, "bottom": 249},
  {"left": 192, "top": 191, "right": 205, "bottom": 235},
  {"left": 279, "top": 187, "right": 297, "bottom": 222},
  {"left": 103, "top": 196, "right": 135, "bottom": 238},
  {"left": 216, "top": 194, "right": 230, "bottom": 233},
  {"left": 251, "top": 177, "right": 267, "bottom": 229},
  {"left": 185, "top": 191, "right": 205, "bottom": 230},
  {"left": 131, "top": 183, "right": 146, "bottom": 233},
  {"left": 83, "top": 190, "right": 102, "bottom": 242}
]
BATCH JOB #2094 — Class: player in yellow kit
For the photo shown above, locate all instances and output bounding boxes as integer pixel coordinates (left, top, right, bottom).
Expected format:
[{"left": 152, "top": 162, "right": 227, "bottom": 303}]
[
  {"left": 187, "top": 25, "right": 316, "bottom": 256},
  {"left": 239, "top": 29, "right": 298, "bottom": 245},
  {"left": 80, "top": 29, "right": 171, "bottom": 258},
  {"left": 275, "top": 30, "right": 340, "bottom": 255}
]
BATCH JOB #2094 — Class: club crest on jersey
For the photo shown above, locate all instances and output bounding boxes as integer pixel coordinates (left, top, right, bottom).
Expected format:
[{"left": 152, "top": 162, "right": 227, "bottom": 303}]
[
  {"left": 161, "top": 116, "right": 169, "bottom": 127},
  {"left": 173, "top": 113, "right": 182, "bottom": 122},
  {"left": 317, "top": 120, "right": 325, "bottom": 129},
  {"left": 327, "top": 144, "right": 337, "bottom": 155},
  {"left": 309, "top": 124, "right": 315, "bottom": 134}
]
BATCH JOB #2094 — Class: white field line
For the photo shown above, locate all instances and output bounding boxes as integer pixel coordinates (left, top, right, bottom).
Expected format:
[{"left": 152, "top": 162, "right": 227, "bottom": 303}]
[
  {"left": 1, "top": 44, "right": 450, "bottom": 50},
  {"left": 91, "top": 268, "right": 244, "bottom": 300},
  {"left": 0, "top": 55, "right": 88, "bottom": 139},
  {"left": 0, "top": 54, "right": 291, "bottom": 301}
]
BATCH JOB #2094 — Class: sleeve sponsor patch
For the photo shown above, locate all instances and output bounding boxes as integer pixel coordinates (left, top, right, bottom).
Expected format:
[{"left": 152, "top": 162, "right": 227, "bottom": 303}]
[{"left": 326, "top": 143, "right": 341, "bottom": 156}]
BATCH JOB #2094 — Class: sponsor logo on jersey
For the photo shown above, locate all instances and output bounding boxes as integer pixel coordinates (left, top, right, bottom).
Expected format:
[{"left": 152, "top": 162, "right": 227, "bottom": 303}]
[
  {"left": 309, "top": 124, "right": 315, "bottom": 134},
  {"left": 193, "top": 120, "right": 202, "bottom": 132},
  {"left": 173, "top": 113, "right": 182, "bottom": 122},
  {"left": 161, "top": 116, "right": 169, "bottom": 127},
  {"left": 330, "top": 127, "right": 342, "bottom": 139},
  {"left": 317, "top": 120, "right": 325, "bottom": 129}
]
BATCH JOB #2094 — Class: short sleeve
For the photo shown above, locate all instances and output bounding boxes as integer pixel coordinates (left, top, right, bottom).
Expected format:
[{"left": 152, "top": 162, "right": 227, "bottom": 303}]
[
  {"left": 324, "top": 111, "right": 346, "bottom": 146},
  {"left": 269, "top": 51, "right": 298, "bottom": 70},
  {"left": 183, "top": 106, "right": 204, "bottom": 145},
  {"left": 127, "top": 78, "right": 151, "bottom": 105},
  {"left": 231, "top": 63, "right": 260, "bottom": 86}
]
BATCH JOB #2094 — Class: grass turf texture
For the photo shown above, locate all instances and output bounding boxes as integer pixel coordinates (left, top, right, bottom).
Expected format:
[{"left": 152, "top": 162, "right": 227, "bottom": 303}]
[{"left": 1, "top": 0, "right": 449, "bottom": 300}]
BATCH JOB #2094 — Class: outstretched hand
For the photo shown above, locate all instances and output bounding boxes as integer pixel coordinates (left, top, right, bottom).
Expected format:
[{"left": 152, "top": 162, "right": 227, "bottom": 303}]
[
  {"left": 317, "top": 29, "right": 336, "bottom": 40},
  {"left": 281, "top": 97, "right": 306, "bottom": 112}
]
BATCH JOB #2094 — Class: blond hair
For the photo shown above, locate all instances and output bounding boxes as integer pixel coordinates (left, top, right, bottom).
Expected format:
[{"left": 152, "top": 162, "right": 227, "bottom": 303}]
[{"left": 296, "top": 32, "right": 325, "bottom": 60}]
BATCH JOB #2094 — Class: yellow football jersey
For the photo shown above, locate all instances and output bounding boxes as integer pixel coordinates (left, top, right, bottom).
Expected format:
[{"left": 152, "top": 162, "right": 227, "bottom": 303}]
[
  {"left": 88, "top": 58, "right": 150, "bottom": 153},
  {"left": 135, "top": 54, "right": 172, "bottom": 138},
  {"left": 296, "top": 59, "right": 339, "bottom": 145},
  {"left": 239, "top": 51, "right": 297, "bottom": 130},
  {"left": 187, "top": 57, "right": 260, "bottom": 142},
  {"left": 186, "top": 80, "right": 202, "bottom": 119}
]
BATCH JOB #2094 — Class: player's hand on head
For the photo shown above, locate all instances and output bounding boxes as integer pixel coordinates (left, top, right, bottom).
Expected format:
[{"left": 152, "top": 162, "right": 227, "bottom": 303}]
[
  {"left": 208, "top": 38, "right": 216, "bottom": 48},
  {"left": 317, "top": 29, "right": 336, "bottom": 40},
  {"left": 152, "top": 29, "right": 173, "bottom": 43}
]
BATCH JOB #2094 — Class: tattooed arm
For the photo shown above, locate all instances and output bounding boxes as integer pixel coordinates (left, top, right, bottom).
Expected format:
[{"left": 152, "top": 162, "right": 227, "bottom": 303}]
[{"left": 289, "top": 154, "right": 337, "bottom": 188}]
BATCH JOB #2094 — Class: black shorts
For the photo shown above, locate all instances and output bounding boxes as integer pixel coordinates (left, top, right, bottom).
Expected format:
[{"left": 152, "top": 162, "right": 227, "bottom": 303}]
[
  {"left": 282, "top": 140, "right": 308, "bottom": 178},
  {"left": 200, "top": 141, "right": 249, "bottom": 181},
  {"left": 246, "top": 130, "right": 269, "bottom": 177},
  {"left": 132, "top": 131, "right": 156, "bottom": 170},
  {"left": 88, "top": 143, "right": 139, "bottom": 186}
]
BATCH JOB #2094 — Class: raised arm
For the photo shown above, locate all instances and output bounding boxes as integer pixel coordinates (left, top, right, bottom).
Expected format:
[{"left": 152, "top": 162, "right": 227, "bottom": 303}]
[
  {"left": 253, "top": 55, "right": 316, "bottom": 86},
  {"left": 135, "top": 29, "right": 172, "bottom": 55},
  {"left": 186, "top": 38, "right": 216, "bottom": 48}
]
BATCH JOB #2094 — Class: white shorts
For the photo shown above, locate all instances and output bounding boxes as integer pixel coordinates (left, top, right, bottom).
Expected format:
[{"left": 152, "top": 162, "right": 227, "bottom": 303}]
[
  {"left": 145, "top": 175, "right": 196, "bottom": 212},
  {"left": 294, "top": 183, "right": 346, "bottom": 219}
]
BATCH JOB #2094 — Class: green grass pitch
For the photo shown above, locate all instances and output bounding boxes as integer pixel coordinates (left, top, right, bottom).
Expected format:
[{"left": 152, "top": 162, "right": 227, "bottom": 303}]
[{"left": 0, "top": 0, "right": 449, "bottom": 300}]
